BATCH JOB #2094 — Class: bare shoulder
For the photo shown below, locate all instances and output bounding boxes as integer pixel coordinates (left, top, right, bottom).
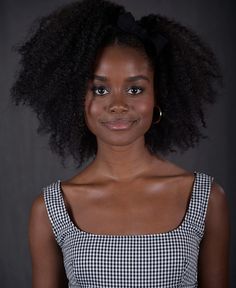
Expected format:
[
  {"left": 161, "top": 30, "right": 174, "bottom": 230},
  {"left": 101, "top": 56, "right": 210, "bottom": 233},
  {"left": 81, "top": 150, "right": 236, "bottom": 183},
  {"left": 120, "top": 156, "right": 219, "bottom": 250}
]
[
  {"left": 29, "top": 192, "right": 54, "bottom": 239},
  {"left": 30, "top": 193, "right": 47, "bottom": 222},
  {"left": 30, "top": 193, "right": 46, "bottom": 216},
  {"left": 207, "top": 180, "right": 229, "bottom": 220},
  {"left": 210, "top": 180, "right": 227, "bottom": 199},
  {"left": 203, "top": 178, "right": 230, "bottom": 241}
]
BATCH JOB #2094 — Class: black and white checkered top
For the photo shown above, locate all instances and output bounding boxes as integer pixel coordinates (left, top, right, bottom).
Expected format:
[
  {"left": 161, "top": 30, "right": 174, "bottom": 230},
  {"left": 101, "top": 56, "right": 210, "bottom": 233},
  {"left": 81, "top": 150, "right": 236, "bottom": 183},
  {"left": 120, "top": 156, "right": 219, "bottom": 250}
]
[{"left": 43, "top": 171, "right": 213, "bottom": 288}]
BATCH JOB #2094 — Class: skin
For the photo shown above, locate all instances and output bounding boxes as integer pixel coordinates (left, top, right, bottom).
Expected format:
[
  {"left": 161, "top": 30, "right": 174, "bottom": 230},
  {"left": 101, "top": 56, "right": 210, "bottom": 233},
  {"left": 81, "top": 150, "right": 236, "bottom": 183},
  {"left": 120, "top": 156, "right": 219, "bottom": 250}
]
[{"left": 29, "top": 45, "right": 230, "bottom": 287}]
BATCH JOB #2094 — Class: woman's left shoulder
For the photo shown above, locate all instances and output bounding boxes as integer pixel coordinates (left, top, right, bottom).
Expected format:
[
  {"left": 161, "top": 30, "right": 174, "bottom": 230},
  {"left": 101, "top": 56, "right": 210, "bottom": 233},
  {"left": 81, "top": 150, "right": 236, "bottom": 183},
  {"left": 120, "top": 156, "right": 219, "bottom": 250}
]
[
  {"left": 208, "top": 180, "right": 228, "bottom": 212},
  {"left": 205, "top": 178, "right": 230, "bottom": 231}
]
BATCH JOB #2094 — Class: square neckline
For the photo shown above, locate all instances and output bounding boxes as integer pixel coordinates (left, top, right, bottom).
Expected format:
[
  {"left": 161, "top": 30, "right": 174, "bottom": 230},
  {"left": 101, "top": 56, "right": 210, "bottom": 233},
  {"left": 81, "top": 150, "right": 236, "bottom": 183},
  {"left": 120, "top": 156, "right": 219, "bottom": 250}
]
[{"left": 57, "top": 171, "right": 198, "bottom": 238}]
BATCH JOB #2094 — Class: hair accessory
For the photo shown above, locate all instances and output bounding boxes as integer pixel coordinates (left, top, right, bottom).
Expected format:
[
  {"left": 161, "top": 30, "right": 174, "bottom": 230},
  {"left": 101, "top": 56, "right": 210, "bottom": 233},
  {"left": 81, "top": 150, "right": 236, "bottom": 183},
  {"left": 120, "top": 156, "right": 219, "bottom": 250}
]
[{"left": 117, "top": 12, "right": 168, "bottom": 57}]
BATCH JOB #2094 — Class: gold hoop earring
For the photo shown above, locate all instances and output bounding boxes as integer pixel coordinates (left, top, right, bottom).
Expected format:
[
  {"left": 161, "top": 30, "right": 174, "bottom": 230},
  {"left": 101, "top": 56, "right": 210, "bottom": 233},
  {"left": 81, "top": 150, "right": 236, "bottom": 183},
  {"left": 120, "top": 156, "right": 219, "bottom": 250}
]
[{"left": 153, "top": 105, "right": 162, "bottom": 124}]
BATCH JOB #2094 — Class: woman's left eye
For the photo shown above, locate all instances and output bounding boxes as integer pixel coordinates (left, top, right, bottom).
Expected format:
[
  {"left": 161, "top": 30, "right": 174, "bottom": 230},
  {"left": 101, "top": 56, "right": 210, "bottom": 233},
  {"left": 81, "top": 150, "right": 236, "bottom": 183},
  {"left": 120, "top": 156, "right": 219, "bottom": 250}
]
[{"left": 128, "top": 86, "right": 144, "bottom": 95}]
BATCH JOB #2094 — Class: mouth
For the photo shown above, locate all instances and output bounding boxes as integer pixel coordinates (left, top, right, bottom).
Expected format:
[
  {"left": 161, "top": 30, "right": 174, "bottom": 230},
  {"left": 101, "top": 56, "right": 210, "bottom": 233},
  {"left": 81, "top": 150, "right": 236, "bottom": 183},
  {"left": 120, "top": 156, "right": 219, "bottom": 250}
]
[{"left": 101, "top": 119, "right": 138, "bottom": 130}]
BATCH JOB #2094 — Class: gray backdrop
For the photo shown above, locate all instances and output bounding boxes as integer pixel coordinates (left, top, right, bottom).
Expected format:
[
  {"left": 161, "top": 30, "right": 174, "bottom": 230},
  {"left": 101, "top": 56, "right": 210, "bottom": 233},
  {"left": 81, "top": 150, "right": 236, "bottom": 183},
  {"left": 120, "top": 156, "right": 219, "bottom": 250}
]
[{"left": 1, "top": 0, "right": 235, "bottom": 287}]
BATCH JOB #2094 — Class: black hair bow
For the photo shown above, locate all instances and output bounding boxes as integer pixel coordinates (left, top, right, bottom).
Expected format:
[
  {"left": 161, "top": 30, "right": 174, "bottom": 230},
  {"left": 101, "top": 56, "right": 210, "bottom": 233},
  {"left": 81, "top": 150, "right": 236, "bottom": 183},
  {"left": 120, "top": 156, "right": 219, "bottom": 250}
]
[{"left": 117, "top": 12, "right": 168, "bottom": 57}]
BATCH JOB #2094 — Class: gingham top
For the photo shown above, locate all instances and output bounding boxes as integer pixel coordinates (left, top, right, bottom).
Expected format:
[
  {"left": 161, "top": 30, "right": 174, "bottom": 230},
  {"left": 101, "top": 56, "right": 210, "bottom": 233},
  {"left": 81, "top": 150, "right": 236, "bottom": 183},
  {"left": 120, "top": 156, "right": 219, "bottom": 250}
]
[{"left": 43, "top": 171, "right": 213, "bottom": 288}]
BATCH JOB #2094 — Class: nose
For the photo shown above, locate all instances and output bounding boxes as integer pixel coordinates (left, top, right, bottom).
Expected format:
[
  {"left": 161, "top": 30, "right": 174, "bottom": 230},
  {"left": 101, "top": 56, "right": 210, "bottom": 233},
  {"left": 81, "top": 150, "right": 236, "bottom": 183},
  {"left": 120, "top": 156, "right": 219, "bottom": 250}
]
[
  {"left": 108, "top": 93, "right": 129, "bottom": 113},
  {"left": 109, "top": 104, "right": 129, "bottom": 113}
]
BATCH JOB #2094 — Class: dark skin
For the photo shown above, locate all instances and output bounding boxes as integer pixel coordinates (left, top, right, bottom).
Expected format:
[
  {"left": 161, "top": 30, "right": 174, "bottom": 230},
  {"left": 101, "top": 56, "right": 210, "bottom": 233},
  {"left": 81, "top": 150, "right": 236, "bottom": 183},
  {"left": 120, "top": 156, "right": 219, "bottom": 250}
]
[{"left": 29, "top": 45, "right": 230, "bottom": 287}]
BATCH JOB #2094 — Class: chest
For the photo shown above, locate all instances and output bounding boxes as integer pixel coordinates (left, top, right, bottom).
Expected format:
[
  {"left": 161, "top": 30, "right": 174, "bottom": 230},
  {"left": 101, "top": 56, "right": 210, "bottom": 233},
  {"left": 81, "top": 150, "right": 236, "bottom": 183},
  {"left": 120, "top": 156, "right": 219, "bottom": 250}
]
[
  {"left": 62, "top": 229, "right": 199, "bottom": 287},
  {"left": 62, "top": 176, "right": 194, "bottom": 235}
]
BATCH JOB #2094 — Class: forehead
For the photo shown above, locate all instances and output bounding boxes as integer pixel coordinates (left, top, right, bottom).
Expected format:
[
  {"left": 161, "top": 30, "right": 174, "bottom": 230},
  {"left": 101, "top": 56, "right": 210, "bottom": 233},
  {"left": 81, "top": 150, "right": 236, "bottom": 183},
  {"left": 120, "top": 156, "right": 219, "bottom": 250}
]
[{"left": 92, "top": 45, "right": 153, "bottom": 77}]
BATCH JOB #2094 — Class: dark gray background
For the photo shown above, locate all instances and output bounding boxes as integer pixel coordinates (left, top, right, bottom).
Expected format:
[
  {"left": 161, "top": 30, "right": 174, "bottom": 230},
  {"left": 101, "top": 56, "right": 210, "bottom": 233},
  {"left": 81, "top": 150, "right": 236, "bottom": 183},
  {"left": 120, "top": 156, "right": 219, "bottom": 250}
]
[{"left": 1, "top": 0, "right": 235, "bottom": 287}]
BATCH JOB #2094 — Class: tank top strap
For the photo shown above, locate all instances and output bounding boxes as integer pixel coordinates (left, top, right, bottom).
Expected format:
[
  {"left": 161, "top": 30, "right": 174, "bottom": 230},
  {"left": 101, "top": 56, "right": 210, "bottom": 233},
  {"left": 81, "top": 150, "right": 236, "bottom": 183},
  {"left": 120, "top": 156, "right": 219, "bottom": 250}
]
[
  {"left": 184, "top": 171, "right": 214, "bottom": 239},
  {"left": 43, "top": 180, "right": 73, "bottom": 247}
]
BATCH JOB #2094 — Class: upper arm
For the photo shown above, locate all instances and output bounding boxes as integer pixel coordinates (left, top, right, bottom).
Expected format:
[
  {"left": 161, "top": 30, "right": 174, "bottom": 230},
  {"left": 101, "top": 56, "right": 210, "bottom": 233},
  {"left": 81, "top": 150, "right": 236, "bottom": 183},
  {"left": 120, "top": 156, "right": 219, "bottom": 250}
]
[
  {"left": 198, "top": 180, "right": 230, "bottom": 288},
  {"left": 28, "top": 193, "right": 68, "bottom": 288}
]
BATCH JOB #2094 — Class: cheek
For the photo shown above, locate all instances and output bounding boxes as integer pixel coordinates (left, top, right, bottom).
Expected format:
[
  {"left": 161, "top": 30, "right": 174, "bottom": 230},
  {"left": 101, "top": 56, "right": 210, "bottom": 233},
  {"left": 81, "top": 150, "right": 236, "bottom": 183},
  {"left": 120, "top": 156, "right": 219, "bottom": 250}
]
[
  {"left": 87, "top": 102, "right": 101, "bottom": 118},
  {"left": 137, "top": 98, "right": 154, "bottom": 118},
  {"left": 84, "top": 97, "right": 103, "bottom": 131}
]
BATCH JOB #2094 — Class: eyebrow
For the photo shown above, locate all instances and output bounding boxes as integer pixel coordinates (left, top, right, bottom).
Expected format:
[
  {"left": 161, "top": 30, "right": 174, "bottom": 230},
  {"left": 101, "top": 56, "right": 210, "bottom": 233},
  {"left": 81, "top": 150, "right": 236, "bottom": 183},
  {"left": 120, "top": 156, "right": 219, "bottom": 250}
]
[{"left": 92, "top": 74, "right": 150, "bottom": 82}]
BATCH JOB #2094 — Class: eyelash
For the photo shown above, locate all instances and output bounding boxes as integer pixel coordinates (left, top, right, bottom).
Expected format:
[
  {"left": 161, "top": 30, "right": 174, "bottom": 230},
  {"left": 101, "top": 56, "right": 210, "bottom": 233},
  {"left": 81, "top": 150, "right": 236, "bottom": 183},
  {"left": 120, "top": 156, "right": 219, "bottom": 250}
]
[{"left": 91, "top": 85, "right": 144, "bottom": 96}]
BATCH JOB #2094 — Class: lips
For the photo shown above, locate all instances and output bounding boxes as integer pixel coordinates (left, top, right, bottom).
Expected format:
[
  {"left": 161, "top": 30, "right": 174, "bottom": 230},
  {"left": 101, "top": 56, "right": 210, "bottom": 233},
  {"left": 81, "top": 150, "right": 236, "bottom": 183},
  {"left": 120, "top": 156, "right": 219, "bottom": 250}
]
[{"left": 101, "top": 119, "right": 138, "bottom": 130}]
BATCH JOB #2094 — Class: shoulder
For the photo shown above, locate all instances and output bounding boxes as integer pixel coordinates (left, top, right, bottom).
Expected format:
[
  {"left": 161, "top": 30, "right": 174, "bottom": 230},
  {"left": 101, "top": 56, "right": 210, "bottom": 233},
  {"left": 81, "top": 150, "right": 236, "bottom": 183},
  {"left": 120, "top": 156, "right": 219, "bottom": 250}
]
[
  {"left": 29, "top": 179, "right": 61, "bottom": 237},
  {"left": 207, "top": 180, "right": 229, "bottom": 217},
  {"left": 30, "top": 193, "right": 45, "bottom": 219},
  {"left": 29, "top": 193, "right": 53, "bottom": 235},
  {"left": 211, "top": 180, "right": 226, "bottom": 198},
  {"left": 29, "top": 180, "right": 60, "bottom": 233},
  {"left": 204, "top": 178, "right": 230, "bottom": 236},
  {"left": 31, "top": 192, "right": 46, "bottom": 213}
]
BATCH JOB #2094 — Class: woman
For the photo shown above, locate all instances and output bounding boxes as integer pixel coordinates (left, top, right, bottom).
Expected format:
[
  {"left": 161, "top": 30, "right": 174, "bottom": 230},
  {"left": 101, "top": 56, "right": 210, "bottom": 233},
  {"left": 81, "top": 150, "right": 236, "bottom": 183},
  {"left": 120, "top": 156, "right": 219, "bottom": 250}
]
[{"left": 11, "top": 0, "right": 230, "bottom": 287}]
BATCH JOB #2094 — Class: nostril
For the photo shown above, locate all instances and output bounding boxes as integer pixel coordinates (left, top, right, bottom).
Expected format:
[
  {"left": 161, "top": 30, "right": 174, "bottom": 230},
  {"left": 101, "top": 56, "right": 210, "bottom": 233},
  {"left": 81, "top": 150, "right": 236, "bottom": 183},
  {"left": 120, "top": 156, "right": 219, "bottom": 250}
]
[{"left": 110, "top": 104, "right": 129, "bottom": 109}]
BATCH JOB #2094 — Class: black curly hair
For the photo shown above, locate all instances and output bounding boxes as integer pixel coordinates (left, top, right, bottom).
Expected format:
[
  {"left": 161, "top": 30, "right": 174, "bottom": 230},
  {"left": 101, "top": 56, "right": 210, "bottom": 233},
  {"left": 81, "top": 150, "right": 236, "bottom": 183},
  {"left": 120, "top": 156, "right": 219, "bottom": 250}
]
[{"left": 10, "top": 0, "right": 223, "bottom": 169}]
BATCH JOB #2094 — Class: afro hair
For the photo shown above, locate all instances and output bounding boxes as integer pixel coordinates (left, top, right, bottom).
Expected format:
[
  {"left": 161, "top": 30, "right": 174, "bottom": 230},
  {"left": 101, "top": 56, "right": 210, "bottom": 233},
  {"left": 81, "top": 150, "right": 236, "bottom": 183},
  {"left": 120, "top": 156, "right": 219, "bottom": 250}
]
[{"left": 10, "top": 0, "right": 223, "bottom": 168}]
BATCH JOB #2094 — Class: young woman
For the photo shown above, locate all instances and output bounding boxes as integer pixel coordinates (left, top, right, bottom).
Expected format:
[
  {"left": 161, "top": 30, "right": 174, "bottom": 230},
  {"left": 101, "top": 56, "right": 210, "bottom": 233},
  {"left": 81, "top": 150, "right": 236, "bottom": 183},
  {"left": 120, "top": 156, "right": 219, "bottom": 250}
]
[{"left": 11, "top": 0, "right": 230, "bottom": 287}]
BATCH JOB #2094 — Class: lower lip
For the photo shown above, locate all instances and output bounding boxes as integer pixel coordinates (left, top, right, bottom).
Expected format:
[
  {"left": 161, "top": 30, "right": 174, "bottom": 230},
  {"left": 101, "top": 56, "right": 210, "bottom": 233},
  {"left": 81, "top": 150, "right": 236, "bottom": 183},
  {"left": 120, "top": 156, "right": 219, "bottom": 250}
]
[{"left": 102, "top": 120, "right": 137, "bottom": 130}]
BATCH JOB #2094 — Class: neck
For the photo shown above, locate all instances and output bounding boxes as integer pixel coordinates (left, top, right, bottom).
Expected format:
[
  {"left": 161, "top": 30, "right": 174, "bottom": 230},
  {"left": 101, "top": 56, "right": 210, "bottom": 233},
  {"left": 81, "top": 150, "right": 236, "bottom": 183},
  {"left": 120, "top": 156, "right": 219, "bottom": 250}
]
[{"left": 90, "top": 138, "right": 162, "bottom": 182}]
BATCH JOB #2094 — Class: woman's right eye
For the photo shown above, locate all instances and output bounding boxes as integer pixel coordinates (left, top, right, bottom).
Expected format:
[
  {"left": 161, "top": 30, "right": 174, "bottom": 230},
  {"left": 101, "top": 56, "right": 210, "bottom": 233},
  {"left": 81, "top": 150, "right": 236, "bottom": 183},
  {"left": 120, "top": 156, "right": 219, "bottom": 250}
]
[{"left": 91, "top": 85, "right": 109, "bottom": 96}]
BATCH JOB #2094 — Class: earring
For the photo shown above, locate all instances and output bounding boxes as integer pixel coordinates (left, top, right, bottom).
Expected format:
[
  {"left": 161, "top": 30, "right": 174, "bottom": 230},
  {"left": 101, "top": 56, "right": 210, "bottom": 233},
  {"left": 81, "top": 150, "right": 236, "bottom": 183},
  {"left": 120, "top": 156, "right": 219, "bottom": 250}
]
[{"left": 152, "top": 105, "right": 162, "bottom": 124}]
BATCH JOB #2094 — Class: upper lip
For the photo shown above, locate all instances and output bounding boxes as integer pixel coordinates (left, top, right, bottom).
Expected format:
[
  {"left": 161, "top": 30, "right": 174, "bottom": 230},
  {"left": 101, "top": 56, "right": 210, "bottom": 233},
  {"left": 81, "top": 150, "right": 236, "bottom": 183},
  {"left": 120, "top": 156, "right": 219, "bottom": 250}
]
[{"left": 101, "top": 118, "right": 137, "bottom": 124}]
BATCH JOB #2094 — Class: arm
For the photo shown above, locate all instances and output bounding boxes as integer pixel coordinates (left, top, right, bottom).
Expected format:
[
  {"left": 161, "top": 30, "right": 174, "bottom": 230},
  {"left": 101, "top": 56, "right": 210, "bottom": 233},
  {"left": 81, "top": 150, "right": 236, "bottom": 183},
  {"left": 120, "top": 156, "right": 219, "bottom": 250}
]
[
  {"left": 198, "top": 181, "right": 230, "bottom": 287},
  {"left": 28, "top": 194, "right": 68, "bottom": 288}
]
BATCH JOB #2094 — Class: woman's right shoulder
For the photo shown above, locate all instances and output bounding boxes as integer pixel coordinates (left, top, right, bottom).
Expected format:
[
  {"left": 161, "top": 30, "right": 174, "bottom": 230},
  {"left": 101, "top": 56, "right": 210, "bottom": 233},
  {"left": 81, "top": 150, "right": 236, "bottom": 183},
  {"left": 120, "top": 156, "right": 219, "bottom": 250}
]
[
  {"left": 29, "top": 192, "right": 53, "bottom": 237},
  {"left": 31, "top": 192, "right": 45, "bottom": 208},
  {"left": 30, "top": 192, "right": 46, "bottom": 217},
  {"left": 30, "top": 180, "right": 59, "bottom": 220}
]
